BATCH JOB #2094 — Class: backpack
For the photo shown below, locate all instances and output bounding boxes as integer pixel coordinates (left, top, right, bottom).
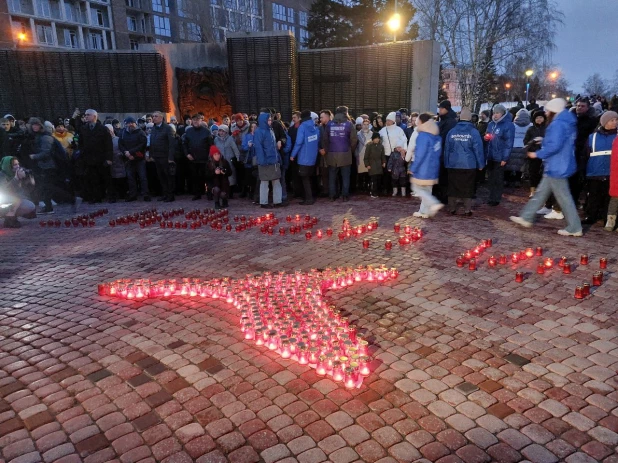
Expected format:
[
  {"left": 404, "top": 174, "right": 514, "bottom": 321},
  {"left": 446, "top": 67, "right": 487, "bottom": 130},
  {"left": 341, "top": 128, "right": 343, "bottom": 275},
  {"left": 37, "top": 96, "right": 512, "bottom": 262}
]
[{"left": 51, "top": 138, "right": 72, "bottom": 179}]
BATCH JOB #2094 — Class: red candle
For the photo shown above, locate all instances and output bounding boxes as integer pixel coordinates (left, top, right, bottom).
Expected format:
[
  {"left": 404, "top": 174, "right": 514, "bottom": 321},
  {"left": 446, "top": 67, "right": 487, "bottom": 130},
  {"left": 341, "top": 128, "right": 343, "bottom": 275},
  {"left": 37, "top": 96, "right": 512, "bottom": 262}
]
[
  {"left": 394, "top": 223, "right": 400, "bottom": 233},
  {"left": 279, "top": 227, "right": 285, "bottom": 235},
  {"left": 362, "top": 239, "right": 369, "bottom": 249},
  {"left": 404, "top": 225, "right": 411, "bottom": 235},
  {"left": 488, "top": 256, "right": 497, "bottom": 267},
  {"left": 385, "top": 240, "right": 392, "bottom": 250},
  {"left": 398, "top": 235, "right": 407, "bottom": 246},
  {"left": 39, "top": 220, "right": 47, "bottom": 227},
  {"left": 160, "top": 221, "right": 166, "bottom": 228},
  {"left": 468, "top": 259, "right": 476, "bottom": 271},
  {"left": 226, "top": 224, "right": 232, "bottom": 231},
  {"left": 515, "top": 272, "right": 524, "bottom": 283},
  {"left": 525, "top": 248, "right": 534, "bottom": 258},
  {"left": 574, "top": 286, "right": 583, "bottom": 299},
  {"left": 544, "top": 258, "right": 553, "bottom": 268},
  {"left": 316, "top": 230, "right": 323, "bottom": 238},
  {"left": 64, "top": 220, "right": 71, "bottom": 227},
  {"left": 511, "top": 253, "right": 519, "bottom": 263},
  {"left": 519, "top": 250, "right": 527, "bottom": 261},
  {"left": 338, "top": 232, "right": 345, "bottom": 241},
  {"left": 580, "top": 254, "right": 588, "bottom": 265},
  {"left": 326, "top": 228, "right": 333, "bottom": 237},
  {"left": 582, "top": 283, "right": 591, "bottom": 296},
  {"left": 593, "top": 271, "right": 603, "bottom": 286},
  {"left": 562, "top": 264, "right": 571, "bottom": 274},
  {"left": 109, "top": 220, "right": 116, "bottom": 227},
  {"left": 484, "top": 238, "right": 493, "bottom": 247},
  {"left": 558, "top": 256, "right": 567, "bottom": 267},
  {"left": 499, "top": 255, "right": 507, "bottom": 265},
  {"left": 600, "top": 258, "right": 607, "bottom": 269},
  {"left": 456, "top": 256, "right": 464, "bottom": 267},
  {"left": 305, "top": 231, "right": 312, "bottom": 240},
  {"left": 535, "top": 246, "right": 543, "bottom": 256},
  {"left": 536, "top": 263, "right": 545, "bottom": 274}
]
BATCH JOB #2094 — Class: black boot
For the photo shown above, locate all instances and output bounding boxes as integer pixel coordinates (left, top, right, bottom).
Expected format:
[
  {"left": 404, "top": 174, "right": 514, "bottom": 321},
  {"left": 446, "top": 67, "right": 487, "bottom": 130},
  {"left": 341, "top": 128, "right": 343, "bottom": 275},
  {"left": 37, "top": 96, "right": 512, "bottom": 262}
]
[
  {"left": 3, "top": 216, "right": 21, "bottom": 228},
  {"left": 221, "top": 198, "right": 229, "bottom": 208},
  {"left": 214, "top": 200, "right": 221, "bottom": 210}
]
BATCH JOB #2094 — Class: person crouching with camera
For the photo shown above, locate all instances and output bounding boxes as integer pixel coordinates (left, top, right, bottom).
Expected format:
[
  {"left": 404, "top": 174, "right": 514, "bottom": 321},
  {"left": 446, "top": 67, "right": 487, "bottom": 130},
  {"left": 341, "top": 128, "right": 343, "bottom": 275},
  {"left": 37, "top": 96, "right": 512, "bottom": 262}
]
[
  {"left": 206, "top": 146, "right": 232, "bottom": 210},
  {"left": 1, "top": 156, "right": 36, "bottom": 228}
]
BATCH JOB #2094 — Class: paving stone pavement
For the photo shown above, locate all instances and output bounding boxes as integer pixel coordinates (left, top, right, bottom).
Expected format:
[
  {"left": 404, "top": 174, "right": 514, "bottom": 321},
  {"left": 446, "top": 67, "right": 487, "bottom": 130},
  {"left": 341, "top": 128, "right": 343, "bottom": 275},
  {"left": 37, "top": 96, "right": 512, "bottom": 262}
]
[{"left": 0, "top": 188, "right": 617, "bottom": 463}]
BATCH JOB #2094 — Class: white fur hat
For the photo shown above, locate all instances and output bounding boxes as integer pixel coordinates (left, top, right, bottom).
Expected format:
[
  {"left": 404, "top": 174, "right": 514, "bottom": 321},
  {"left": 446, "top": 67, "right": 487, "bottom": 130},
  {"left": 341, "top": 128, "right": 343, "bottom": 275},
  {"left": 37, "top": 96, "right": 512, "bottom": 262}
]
[
  {"left": 386, "top": 112, "right": 397, "bottom": 123},
  {"left": 545, "top": 98, "right": 566, "bottom": 114}
]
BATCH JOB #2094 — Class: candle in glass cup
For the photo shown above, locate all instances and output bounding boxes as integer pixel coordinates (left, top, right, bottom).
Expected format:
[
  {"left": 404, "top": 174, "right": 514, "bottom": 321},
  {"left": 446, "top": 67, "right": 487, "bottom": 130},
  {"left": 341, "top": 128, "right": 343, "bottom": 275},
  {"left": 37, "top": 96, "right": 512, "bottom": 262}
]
[
  {"left": 562, "top": 264, "right": 571, "bottom": 274},
  {"left": 511, "top": 253, "right": 519, "bottom": 263},
  {"left": 316, "top": 229, "right": 323, "bottom": 238},
  {"left": 394, "top": 223, "right": 400, "bottom": 233},
  {"left": 515, "top": 272, "right": 524, "bottom": 283},
  {"left": 484, "top": 238, "right": 493, "bottom": 247},
  {"left": 544, "top": 257, "right": 553, "bottom": 268},
  {"left": 535, "top": 246, "right": 543, "bottom": 256},
  {"left": 326, "top": 228, "right": 333, "bottom": 237},
  {"left": 582, "top": 283, "right": 591, "bottom": 296},
  {"left": 362, "top": 239, "right": 369, "bottom": 249},
  {"left": 600, "top": 257, "right": 607, "bottom": 269},
  {"left": 488, "top": 256, "right": 497, "bottom": 267},
  {"left": 536, "top": 263, "right": 545, "bottom": 274},
  {"left": 558, "top": 256, "right": 567, "bottom": 267},
  {"left": 525, "top": 248, "right": 534, "bottom": 258},
  {"left": 456, "top": 256, "right": 464, "bottom": 267},
  {"left": 574, "top": 286, "right": 584, "bottom": 299},
  {"left": 305, "top": 231, "right": 312, "bottom": 240},
  {"left": 499, "top": 255, "right": 507, "bottom": 265},
  {"left": 385, "top": 240, "right": 392, "bottom": 250},
  {"left": 593, "top": 271, "right": 603, "bottom": 286},
  {"left": 580, "top": 254, "right": 588, "bottom": 265},
  {"left": 468, "top": 259, "right": 476, "bottom": 271}
]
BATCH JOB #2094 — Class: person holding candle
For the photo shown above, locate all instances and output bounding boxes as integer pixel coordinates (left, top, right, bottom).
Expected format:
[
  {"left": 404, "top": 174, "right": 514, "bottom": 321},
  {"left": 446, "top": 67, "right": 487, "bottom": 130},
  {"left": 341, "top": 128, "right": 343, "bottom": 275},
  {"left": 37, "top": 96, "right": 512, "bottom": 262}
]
[
  {"left": 510, "top": 98, "right": 583, "bottom": 236},
  {"left": 205, "top": 146, "right": 232, "bottom": 209},
  {"left": 523, "top": 110, "right": 546, "bottom": 199},
  {"left": 443, "top": 107, "right": 484, "bottom": 216},
  {"left": 290, "top": 110, "right": 319, "bottom": 205},
  {"left": 364, "top": 132, "right": 386, "bottom": 198},
  {"left": 606, "top": 133, "right": 618, "bottom": 230},
  {"left": 409, "top": 114, "right": 443, "bottom": 218},
  {"left": 582, "top": 111, "right": 617, "bottom": 226}
]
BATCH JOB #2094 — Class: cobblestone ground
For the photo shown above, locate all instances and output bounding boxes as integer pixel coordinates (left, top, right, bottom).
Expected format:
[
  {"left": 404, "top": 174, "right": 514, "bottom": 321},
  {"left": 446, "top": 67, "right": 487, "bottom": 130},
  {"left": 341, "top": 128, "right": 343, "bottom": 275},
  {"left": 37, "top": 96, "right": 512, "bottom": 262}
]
[{"left": 1, "top": 187, "right": 617, "bottom": 463}]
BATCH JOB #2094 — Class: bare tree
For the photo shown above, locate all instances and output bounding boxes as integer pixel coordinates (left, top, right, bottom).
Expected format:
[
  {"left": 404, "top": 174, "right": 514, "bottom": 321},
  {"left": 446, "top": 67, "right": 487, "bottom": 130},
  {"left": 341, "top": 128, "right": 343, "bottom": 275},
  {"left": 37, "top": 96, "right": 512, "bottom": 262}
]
[
  {"left": 414, "top": 0, "right": 563, "bottom": 111},
  {"left": 176, "top": 0, "right": 215, "bottom": 43},
  {"left": 583, "top": 73, "right": 609, "bottom": 97}
]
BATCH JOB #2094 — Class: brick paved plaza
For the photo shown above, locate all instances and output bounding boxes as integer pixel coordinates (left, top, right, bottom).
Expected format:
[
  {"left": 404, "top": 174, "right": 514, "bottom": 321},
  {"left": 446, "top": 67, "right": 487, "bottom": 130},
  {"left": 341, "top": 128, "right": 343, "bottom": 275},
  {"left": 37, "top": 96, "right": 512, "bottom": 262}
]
[{"left": 1, "top": 190, "right": 617, "bottom": 463}]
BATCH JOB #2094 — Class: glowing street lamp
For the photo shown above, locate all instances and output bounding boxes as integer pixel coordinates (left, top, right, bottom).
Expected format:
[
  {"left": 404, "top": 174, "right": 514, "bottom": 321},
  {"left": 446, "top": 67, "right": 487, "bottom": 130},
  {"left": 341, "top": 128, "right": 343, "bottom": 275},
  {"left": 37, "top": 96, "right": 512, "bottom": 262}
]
[
  {"left": 525, "top": 69, "right": 534, "bottom": 106},
  {"left": 549, "top": 71, "right": 558, "bottom": 80},
  {"left": 387, "top": 13, "right": 401, "bottom": 42}
]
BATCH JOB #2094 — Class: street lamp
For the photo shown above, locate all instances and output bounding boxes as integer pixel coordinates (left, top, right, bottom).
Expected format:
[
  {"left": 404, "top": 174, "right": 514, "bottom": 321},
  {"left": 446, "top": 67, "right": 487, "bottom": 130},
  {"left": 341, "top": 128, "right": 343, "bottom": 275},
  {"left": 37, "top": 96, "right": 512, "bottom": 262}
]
[
  {"left": 549, "top": 71, "right": 558, "bottom": 81},
  {"left": 387, "top": 13, "right": 401, "bottom": 42},
  {"left": 505, "top": 82, "right": 511, "bottom": 101},
  {"left": 525, "top": 69, "right": 534, "bottom": 107}
]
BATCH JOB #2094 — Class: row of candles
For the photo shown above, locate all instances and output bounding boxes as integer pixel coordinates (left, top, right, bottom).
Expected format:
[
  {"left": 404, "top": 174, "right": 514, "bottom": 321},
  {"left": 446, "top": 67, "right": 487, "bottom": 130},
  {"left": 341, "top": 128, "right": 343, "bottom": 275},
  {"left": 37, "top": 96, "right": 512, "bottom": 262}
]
[
  {"left": 39, "top": 209, "right": 108, "bottom": 228},
  {"left": 97, "top": 266, "right": 399, "bottom": 387}
]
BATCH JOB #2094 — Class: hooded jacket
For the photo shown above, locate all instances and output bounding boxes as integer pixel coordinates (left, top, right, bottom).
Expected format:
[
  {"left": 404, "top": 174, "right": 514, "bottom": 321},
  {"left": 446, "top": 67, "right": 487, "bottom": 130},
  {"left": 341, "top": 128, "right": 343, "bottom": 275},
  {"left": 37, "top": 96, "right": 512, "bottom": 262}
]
[
  {"left": 438, "top": 109, "right": 458, "bottom": 146},
  {"left": 486, "top": 114, "right": 515, "bottom": 162},
  {"left": 586, "top": 127, "right": 616, "bottom": 177},
  {"left": 231, "top": 121, "right": 250, "bottom": 162},
  {"left": 512, "top": 109, "right": 532, "bottom": 148},
  {"left": 183, "top": 125, "right": 213, "bottom": 163},
  {"left": 535, "top": 110, "right": 577, "bottom": 179},
  {"left": 322, "top": 112, "right": 357, "bottom": 167},
  {"left": 253, "top": 113, "right": 280, "bottom": 167},
  {"left": 410, "top": 120, "right": 441, "bottom": 184},
  {"left": 291, "top": 118, "right": 319, "bottom": 167},
  {"left": 214, "top": 132, "right": 240, "bottom": 186},
  {"left": 444, "top": 121, "right": 484, "bottom": 170},
  {"left": 356, "top": 128, "right": 373, "bottom": 174},
  {"left": 28, "top": 122, "right": 56, "bottom": 171},
  {"left": 379, "top": 124, "right": 407, "bottom": 156}
]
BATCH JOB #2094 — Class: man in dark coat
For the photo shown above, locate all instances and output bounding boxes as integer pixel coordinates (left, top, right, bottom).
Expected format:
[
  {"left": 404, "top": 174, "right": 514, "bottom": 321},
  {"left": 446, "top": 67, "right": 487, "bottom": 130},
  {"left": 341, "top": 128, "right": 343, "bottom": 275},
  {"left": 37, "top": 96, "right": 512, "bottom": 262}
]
[
  {"left": 118, "top": 116, "right": 149, "bottom": 202},
  {"left": 183, "top": 114, "right": 213, "bottom": 200},
  {"left": 571, "top": 97, "right": 600, "bottom": 205},
  {"left": 149, "top": 111, "right": 176, "bottom": 202},
  {"left": 436, "top": 100, "right": 458, "bottom": 202},
  {"left": 78, "top": 109, "right": 112, "bottom": 203}
]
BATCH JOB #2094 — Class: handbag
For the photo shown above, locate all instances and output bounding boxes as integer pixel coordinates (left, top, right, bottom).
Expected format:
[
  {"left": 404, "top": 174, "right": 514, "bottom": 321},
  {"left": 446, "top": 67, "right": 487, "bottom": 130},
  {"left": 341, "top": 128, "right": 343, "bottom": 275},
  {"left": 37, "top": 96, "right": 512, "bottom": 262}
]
[{"left": 258, "top": 163, "right": 281, "bottom": 181}]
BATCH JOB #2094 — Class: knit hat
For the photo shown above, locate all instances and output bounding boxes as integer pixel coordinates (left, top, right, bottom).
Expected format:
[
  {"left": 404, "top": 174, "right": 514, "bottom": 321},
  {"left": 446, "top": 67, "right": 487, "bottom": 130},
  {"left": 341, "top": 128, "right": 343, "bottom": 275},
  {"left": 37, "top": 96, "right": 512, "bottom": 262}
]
[
  {"left": 210, "top": 145, "right": 221, "bottom": 157},
  {"left": 459, "top": 107, "right": 472, "bottom": 121},
  {"left": 3, "top": 114, "right": 15, "bottom": 121},
  {"left": 439, "top": 100, "right": 452, "bottom": 110},
  {"left": 386, "top": 112, "right": 397, "bottom": 123},
  {"left": 355, "top": 117, "right": 364, "bottom": 125},
  {"left": 124, "top": 116, "right": 136, "bottom": 124},
  {"left": 218, "top": 124, "right": 229, "bottom": 133},
  {"left": 545, "top": 98, "right": 567, "bottom": 114},
  {"left": 44, "top": 121, "right": 54, "bottom": 130},
  {"left": 396, "top": 111, "right": 402, "bottom": 117},
  {"left": 210, "top": 125, "right": 219, "bottom": 133},
  {"left": 600, "top": 111, "right": 618, "bottom": 128},
  {"left": 234, "top": 113, "right": 244, "bottom": 122},
  {"left": 371, "top": 132, "right": 381, "bottom": 140},
  {"left": 28, "top": 117, "right": 44, "bottom": 127},
  {"left": 492, "top": 104, "right": 507, "bottom": 115},
  {"left": 104, "top": 124, "right": 114, "bottom": 135}
]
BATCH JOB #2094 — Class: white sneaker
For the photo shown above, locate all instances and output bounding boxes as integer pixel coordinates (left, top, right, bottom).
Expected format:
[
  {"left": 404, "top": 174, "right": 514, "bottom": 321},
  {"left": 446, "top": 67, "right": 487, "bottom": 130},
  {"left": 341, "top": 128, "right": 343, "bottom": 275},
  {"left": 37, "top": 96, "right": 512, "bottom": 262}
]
[
  {"left": 510, "top": 216, "right": 533, "bottom": 228},
  {"left": 536, "top": 207, "right": 552, "bottom": 215},
  {"left": 38, "top": 201, "right": 45, "bottom": 208},
  {"left": 557, "top": 229, "right": 583, "bottom": 237},
  {"left": 52, "top": 200, "right": 57, "bottom": 206},
  {"left": 544, "top": 210, "right": 564, "bottom": 220},
  {"left": 413, "top": 211, "right": 429, "bottom": 219},
  {"left": 428, "top": 203, "right": 444, "bottom": 217}
]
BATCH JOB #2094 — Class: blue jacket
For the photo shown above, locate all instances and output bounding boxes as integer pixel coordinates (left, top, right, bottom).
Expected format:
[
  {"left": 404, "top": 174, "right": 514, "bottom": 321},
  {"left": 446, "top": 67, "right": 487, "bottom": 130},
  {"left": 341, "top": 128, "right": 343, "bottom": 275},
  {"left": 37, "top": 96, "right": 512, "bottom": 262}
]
[
  {"left": 241, "top": 132, "right": 256, "bottom": 168},
  {"left": 253, "top": 113, "right": 280, "bottom": 166},
  {"left": 586, "top": 129, "right": 616, "bottom": 177},
  {"left": 444, "top": 122, "right": 484, "bottom": 170},
  {"left": 536, "top": 110, "right": 577, "bottom": 179},
  {"left": 410, "top": 120, "right": 441, "bottom": 182},
  {"left": 486, "top": 115, "right": 515, "bottom": 162},
  {"left": 291, "top": 119, "right": 319, "bottom": 167}
]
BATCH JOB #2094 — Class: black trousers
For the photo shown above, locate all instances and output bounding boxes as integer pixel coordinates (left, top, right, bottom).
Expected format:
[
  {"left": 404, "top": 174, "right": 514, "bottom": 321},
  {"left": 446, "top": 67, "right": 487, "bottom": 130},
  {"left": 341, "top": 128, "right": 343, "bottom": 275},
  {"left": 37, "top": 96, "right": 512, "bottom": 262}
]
[
  {"left": 370, "top": 174, "right": 381, "bottom": 196},
  {"left": 190, "top": 162, "right": 206, "bottom": 197},
  {"left": 585, "top": 177, "right": 610, "bottom": 219},
  {"left": 83, "top": 164, "right": 108, "bottom": 202},
  {"left": 39, "top": 170, "right": 75, "bottom": 208},
  {"left": 299, "top": 165, "right": 314, "bottom": 201},
  {"left": 154, "top": 158, "right": 175, "bottom": 199}
]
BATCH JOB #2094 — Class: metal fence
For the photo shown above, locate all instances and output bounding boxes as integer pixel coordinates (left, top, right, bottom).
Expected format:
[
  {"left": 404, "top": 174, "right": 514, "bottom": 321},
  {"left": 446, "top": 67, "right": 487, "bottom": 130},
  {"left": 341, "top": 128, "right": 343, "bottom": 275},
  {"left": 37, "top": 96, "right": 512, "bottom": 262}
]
[{"left": 0, "top": 50, "right": 169, "bottom": 120}]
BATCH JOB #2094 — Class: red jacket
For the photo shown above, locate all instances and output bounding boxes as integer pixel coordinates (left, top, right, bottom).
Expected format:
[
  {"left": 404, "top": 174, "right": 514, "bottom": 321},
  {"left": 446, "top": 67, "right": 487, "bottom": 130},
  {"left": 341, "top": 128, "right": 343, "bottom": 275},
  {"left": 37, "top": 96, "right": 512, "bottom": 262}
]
[{"left": 611, "top": 137, "right": 618, "bottom": 197}]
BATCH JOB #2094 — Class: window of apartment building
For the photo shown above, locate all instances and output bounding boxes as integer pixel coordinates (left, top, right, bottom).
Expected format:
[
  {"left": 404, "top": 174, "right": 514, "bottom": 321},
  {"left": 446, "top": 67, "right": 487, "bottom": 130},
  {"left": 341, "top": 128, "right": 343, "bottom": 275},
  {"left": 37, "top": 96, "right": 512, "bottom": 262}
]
[
  {"left": 155, "top": 37, "right": 170, "bottom": 43},
  {"left": 286, "top": 7, "right": 294, "bottom": 22},
  {"left": 153, "top": 15, "right": 171, "bottom": 36},
  {"left": 251, "top": 17, "right": 262, "bottom": 31},
  {"left": 183, "top": 22, "right": 200, "bottom": 41},
  {"left": 35, "top": 0, "right": 52, "bottom": 18},
  {"left": 91, "top": 8, "right": 109, "bottom": 27},
  {"left": 272, "top": 3, "right": 285, "bottom": 21},
  {"left": 250, "top": 0, "right": 261, "bottom": 15},
  {"left": 151, "top": 0, "right": 169, "bottom": 14},
  {"left": 210, "top": 0, "right": 220, "bottom": 6},
  {"left": 299, "top": 11, "right": 307, "bottom": 26},
  {"left": 299, "top": 27, "right": 308, "bottom": 43},
  {"left": 62, "top": 28, "right": 79, "bottom": 47},
  {"left": 127, "top": 16, "right": 137, "bottom": 31},
  {"left": 9, "top": 0, "right": 34, "bottom": 14},
  {"left": 12, "top": 20, "right": 28, "bottom": 40},
  {"left": 130, "top": 39, "right": 139, "bottom": 49},
  {"left": 64, "top": 2, "right": 86, "bottom": 23},
  {"left": 126, "top": 0, "right": 141, "bottom": 8},
  {"left": 89, "top": 30, "right": 104, "bottom": 48},
  {"left": 141, "top": 17, "right": 147, "bottom": 32},
  {"left": 36, "top": 23, "right": 54, "bottom": 44},
  {"left": 211, "top": 7, "right": 227, "bottom": 27}
]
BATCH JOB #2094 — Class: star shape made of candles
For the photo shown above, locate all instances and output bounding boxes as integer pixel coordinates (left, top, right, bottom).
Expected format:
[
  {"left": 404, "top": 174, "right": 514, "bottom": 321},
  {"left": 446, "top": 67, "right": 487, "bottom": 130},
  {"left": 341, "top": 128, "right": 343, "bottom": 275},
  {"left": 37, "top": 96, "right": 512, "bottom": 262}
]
[{"left": 98, "top": 266, "right": 398, "bottom": 388}]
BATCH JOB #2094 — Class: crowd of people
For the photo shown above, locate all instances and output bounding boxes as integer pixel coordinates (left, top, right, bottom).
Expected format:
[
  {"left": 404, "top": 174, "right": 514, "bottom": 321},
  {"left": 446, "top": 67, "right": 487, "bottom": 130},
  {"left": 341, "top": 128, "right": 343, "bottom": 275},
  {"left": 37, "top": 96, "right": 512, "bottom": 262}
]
[{"left": 1, "top": 96, "right": 617, "bottom": 236}]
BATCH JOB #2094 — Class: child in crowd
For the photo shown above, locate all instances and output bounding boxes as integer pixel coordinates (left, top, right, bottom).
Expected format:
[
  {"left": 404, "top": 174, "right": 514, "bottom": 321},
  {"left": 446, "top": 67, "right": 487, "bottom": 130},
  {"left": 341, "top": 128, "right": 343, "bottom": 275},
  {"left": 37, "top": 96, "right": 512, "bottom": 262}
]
[
  {"left": 364, "top": 132, "right": 386, "bottom": 198},
  {"left": 206, "top": 146, "right": 232, "bottom": 209},
  {"left": 387, "top": 146, "right": 408, "bottom": 197}
]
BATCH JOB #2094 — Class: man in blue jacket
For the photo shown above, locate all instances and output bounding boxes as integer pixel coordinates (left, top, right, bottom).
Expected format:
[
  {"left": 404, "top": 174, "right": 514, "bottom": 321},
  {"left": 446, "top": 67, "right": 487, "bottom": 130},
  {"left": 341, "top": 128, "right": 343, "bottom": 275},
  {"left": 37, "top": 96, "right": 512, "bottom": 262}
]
[
  {"left": 290, "top": 110, "right": 319, "bottom": 205},
  {"left": 511, "top": 98, "right": 583, "bottom": 236},
  {"left": 444, "top": 108, "right": 484, "bottom": 216},
  {"left": 253, "top": 112, "right": 283, "bottom": 208},
  {"left": 486, "top": 104, "right": 515, "bottom": 206}
]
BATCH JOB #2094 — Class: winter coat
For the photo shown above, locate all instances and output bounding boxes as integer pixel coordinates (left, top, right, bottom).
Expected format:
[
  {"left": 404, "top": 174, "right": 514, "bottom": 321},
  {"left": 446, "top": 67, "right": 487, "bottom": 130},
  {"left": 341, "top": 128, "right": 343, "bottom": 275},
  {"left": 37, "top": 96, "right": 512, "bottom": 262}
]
[
  {"left": 183, "top": 125, "right": 213, "bottom": 163},
  {"left": 231, "top": 122, "right": 250, "bottom": 162},
  {"left": 241, "top": 132, "right": 256, "bottom": 168},
  {"left": 523, "top": 123, "right": 546, "bottom": 152},
  {"left": 410, "top": 120, "right": 441, "bottom": 185},
  {"left": 610, "top": 137, "right": 618, "bottom": 197},
  {"left": 322, "top": 113, "right": 357, "bottom": 167},
  {"left": 291, "top": 118, "right": 319, "bottom": 167},
  {"left": 355, "top": 129, "right": 372, "bottom": 174},
  {"left": 438, "top": 109, "right": 458, "bottom": 147},
  {"left": 214, "top": 134, "right": 240, "bottom": 186},
  {"left": 118, "top": 127, "right": 147, "bottom": 160},
  {"left": 363, "top": 142, "right": 386, "bottom": 175},
  {"left": 535, "top": 110, "right": 577, "bottom": 179},
  {"left": 379, "top": 125, "right": 407, "bottom": 156},
  {"left": 78, "top": 121, "right": 113, "bottom": 166},
  {"left": 28, "top": 127, "right": 56, "bottom": 171},
  {"left": 444, "top": 121, "right": 484, "bottom": 170},
  {"left": 506, "top": 109, "right": 532, "bottom": 172},
  {"left": 387, "top": 151, "right": 407, "bottom": 179},
  {"left": 206, "top": 156, "right": 232, "bottom": 192},
  {"left": 405, "top": 129, "right": 419, "bottom": 163},
  {"left": 52, "top": 131, "right": 74, "bottom": 157},
  {"left": 574, "top": 108, "right": 600, "bottom": 170},
  {"left": 254, "top": 113, "right": 280, "bottom": 167},
  {"left": 586, "top": 128, "right": 616, "bottom": 177},
  {"left": 486, "top": 114, "right": 515, "bottom": 163},
  {"left": 110, "top": 136, "right": 126, "bottom": 179},
  {"left": 149, "top": 122, "right": 175, "bottom": 161}
]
